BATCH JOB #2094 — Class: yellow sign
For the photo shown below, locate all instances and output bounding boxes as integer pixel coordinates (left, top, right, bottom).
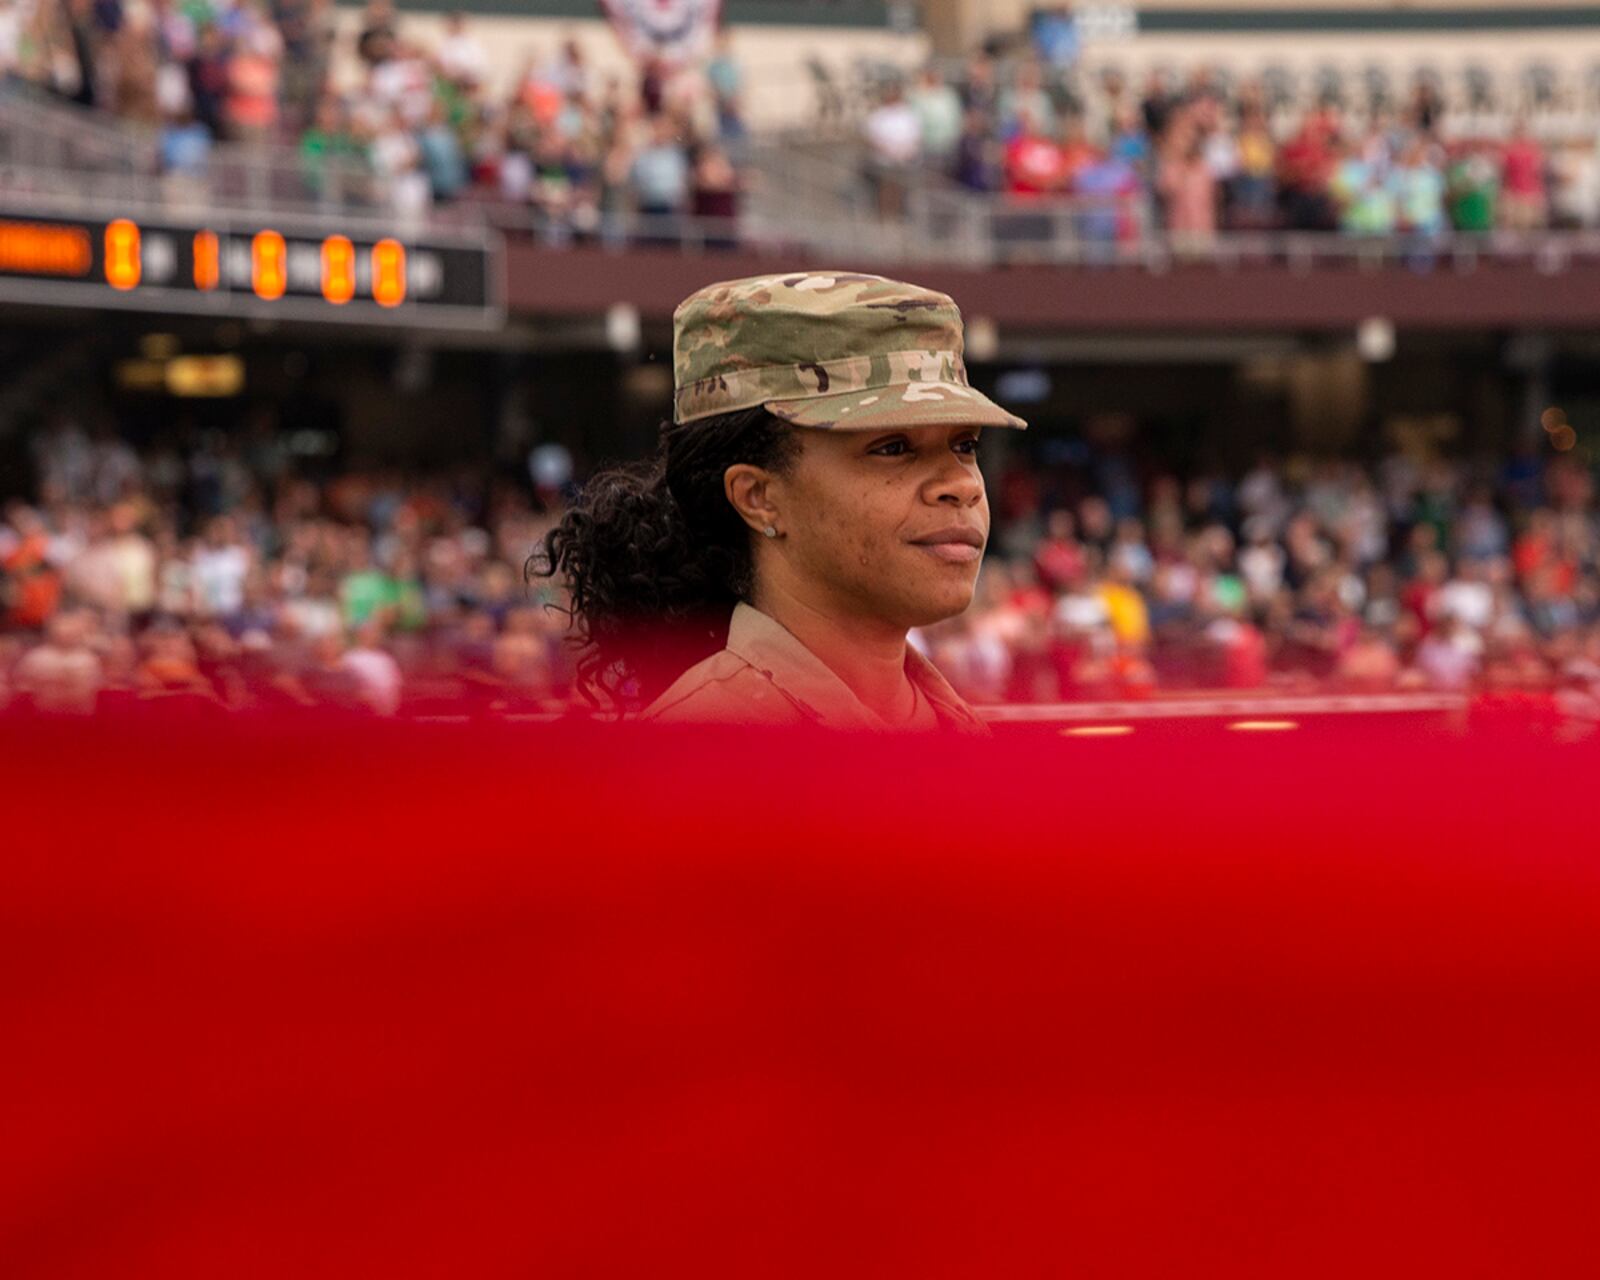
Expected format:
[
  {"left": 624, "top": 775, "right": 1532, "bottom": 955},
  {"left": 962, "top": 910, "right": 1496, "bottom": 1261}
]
[{"left": 165, "top": 355, "right": 245, "bottom": 398}]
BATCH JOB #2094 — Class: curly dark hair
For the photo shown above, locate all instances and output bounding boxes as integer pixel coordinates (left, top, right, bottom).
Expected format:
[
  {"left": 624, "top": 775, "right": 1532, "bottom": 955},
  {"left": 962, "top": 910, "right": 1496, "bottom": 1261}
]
[{"left": 529, "top": 406, "right": 800, "bottom": 709}]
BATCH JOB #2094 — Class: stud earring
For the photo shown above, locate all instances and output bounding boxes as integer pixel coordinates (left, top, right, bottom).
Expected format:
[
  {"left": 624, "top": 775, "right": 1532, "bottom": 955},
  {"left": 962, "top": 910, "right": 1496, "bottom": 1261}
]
[{"left": 763, "top": 525, "right": 778, "bottom": 538}]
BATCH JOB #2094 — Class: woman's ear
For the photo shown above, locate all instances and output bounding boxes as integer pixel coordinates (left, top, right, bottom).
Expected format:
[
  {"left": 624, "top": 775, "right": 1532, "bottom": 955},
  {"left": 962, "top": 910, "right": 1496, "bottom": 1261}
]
[{"left": 724, "top": 464, "right": 780, "bottom": 536}]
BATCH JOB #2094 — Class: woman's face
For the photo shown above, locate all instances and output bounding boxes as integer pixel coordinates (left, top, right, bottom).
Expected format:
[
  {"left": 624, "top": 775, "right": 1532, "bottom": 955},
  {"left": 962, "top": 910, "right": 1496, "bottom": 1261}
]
[{"left": 764, "top": 423, "right": 989, "bottom": 629}]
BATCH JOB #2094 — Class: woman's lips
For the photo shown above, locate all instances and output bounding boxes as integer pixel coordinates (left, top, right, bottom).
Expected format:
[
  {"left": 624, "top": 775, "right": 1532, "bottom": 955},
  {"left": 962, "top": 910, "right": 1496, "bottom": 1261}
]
[{"left": 914, "top": 541, "right": 983, "bottom": 564}]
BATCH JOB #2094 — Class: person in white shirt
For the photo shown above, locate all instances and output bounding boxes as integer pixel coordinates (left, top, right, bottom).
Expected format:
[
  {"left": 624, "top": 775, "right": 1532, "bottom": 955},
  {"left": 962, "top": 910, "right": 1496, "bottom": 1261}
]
[
  {"left": 341, "top": 619, "right": 404, "bottom": 716},
  {"left": 863, "top": 83, "right": 922, "bottom": 217},
  {"left": 436, "top": 13, "right": 487, "bottom": 88},
  {"left": 191, "top": 516, "right": 253, "bottom": 618},
  {"left": 1434, "top": 558, "right": 1494, "bottom": 633}
]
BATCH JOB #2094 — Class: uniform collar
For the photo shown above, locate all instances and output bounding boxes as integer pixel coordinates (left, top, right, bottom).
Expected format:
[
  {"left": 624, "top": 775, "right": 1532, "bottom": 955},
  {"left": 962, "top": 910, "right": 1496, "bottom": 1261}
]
[{"left": 724, "top": 602, "right": 988, "bottom": 735}]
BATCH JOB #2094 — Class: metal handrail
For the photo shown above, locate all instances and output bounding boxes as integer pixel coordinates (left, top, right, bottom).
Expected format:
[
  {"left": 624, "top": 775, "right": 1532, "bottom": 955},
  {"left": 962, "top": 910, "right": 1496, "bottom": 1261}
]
[
  {"left": 0, "top": 78, "right": 160, "bottom": 175},
  {"left": 0, "top": 79, "right": 453, "bottom": 224},
  {"left": 8, "top": 76, "right": 1600, "bottom": 272}
]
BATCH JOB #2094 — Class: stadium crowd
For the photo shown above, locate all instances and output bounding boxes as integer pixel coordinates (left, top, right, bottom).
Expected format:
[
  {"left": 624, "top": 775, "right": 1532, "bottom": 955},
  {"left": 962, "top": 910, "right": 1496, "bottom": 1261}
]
[
  {"left": 4, "top": 410, "right": 1600, "bottom": 718},
  {"left": 864, "top": 56, "right": 1600, "bottom": 239},
  {"left": 0, "top": 0, "right": 747, "bottom": 228},
  {"left": 8, "top": 0, "right": 1596, "bottom": 244}
]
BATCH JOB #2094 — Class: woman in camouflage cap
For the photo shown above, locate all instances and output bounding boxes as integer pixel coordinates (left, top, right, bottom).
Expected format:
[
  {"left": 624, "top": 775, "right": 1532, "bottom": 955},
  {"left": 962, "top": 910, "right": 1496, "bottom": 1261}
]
[{"left": 534, "top": 271, "right": 1025, "bottom": 731}]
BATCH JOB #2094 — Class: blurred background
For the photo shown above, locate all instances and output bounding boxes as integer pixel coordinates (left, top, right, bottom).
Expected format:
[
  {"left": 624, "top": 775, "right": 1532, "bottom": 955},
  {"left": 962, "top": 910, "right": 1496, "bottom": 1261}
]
[{"left": 4, "top": 0, "right": 1600, "bottom": 727}]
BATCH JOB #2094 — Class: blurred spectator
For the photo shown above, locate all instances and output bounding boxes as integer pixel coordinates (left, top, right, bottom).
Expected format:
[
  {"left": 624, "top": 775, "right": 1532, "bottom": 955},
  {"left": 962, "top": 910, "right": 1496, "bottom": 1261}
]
[
  {"left": 1004, "top": 109, "right": 1066, "bottom": 198},
  {"left": 1033, "top": 510, "right": 1086, "bottom": 591},
  {"left": 224, "top": 0, "right": 281, "bottom": 143},
  {"left": 1447, "top": 143, "right": 1499, "bottom": 231},
  {"left": 691, "top": 142, "right": 739, "bottom": 242},
  {"left": 1331, "top": 132, "right": 1397, "bottom": 236},
  {"left": 998, "top": 59, "right": 1054, "bottom": 140},
  {"left": 910, "top": 64, "right": 962, "bottom": 164},
  {"left": 356, "top": 0, "right": 396, "bottom": 68},
  {"left": 2, "top": 504, "right": 62, "bottom": 628},
  {"left": 863, "top": 80, "right": 920, "bottom": 217},
  {"left": 192, "top": 515, "right": 252, "bottom": 619},
  {"left": 705, "top": 29, "right": 742, "bottom": 140},
  {"left": 1500, "top": 119, "right": 1548, "bottom": 231},
  {"left": 1226, "top": 102, "right": 1277, "bottom": 229},
  {"left": 631, "top": 113, "right": 690, "bottom": 219},
  {"left": 1157, "top": 127, "right": 1217, "bottom": 249},
  {"left": 1415, "top": 616, "right": 1482, "bottom": 688},
  {"left": 135, "top": 621, "right": 215, "bottom": 700},
  {"left": 953, "top": 107, "right": 1000, "bottom": 192},
  {"left": 419, "top": 98, "right": 468, "bottom": 200},
  {"left": 1551, "top": 134, "right": 1600, "bottom": 228},
  {"left": 12, "top": 610, "right": 102, "bottom": 714},
  {"left": 342, "top": 618, "right": 403, "bottom": 715},
  {"left": 1393, "top": 134, "right": 1447, "bottom": 238},
  {"left": 161, "top": 105, "right": 214, "bottom": 177},
  {"left": 435, "top": 12, "right": 486, "bottom": 89}
]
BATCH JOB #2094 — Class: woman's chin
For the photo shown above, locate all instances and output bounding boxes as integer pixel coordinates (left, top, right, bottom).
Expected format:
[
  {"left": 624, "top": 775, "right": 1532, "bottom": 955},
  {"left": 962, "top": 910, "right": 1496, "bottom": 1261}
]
[{"left": 899, "top": 577, "right": 980, "bottom": 627}]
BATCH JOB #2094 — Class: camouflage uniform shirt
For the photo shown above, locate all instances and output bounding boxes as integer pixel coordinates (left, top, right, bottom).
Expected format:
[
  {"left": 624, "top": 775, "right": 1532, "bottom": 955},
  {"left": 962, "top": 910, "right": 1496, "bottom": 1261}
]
[{"left": 642, "top": 603, "right": 989, "bottom": 735}]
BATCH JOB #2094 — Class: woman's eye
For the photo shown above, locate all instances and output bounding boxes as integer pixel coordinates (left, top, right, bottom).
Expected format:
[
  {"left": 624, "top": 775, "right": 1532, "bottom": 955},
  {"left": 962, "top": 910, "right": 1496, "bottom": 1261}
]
[
  {"left": 955, "top": 437, "right": 981, "bottom": 455},
  {"left": 869, "top": 439, "right": 910, "bottom": 457}
]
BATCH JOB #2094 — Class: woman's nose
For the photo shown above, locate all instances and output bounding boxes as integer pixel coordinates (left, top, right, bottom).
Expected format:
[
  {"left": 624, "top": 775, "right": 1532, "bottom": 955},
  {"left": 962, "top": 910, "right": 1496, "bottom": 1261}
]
[{"left": 928, "top": 457, "right": 985, "bottom": 506}]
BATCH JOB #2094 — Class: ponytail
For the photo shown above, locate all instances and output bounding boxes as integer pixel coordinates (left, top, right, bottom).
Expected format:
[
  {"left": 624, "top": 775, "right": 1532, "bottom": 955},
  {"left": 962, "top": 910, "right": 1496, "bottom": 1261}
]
[{"left": 530, "top": 406, "right": 799, "bottom": 708}]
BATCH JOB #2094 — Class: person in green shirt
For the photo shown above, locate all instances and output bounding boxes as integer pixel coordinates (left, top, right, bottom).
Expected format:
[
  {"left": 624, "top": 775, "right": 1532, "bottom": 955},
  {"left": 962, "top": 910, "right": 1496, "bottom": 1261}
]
[
  {"left": 909, "top": 66, "right": 963, "bottom": 165},
  {"left": 1447, "top": 145, "right": 1499, "bottom": 232},
  {"left": 340, "top": 555, "right": 428, "bottom": 633},
  {"left": 301, "top": 98, "right": 370, "bottom": 202}
]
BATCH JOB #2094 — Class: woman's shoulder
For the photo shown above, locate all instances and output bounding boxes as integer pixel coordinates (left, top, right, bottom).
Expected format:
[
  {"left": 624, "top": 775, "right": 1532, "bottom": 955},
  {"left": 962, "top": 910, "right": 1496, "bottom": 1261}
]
[{"left": 641, "top": 648, "right": 813, "bottom": 727}]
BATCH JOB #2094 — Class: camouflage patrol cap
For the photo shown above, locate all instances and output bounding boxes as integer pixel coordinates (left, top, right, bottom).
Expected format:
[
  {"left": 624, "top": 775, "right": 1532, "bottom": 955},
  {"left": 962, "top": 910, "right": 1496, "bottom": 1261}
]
[{"left": 672, "top": 271, "right": 1027, "bottom": 432}]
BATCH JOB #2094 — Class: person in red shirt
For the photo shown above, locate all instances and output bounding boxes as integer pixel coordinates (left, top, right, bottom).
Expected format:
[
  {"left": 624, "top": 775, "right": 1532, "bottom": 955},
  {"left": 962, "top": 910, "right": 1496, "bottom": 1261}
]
[
  {"left": 1005, "top": 110, "right": 1067, "bottom": 198},
  {"left": 1276, "top": 103, "right": 1340, "bottom": 231},
  {"left": 2, "top": 505, "right": 62, "bottom": 630},
  {"left": 1033, "top": 509, "right": 1086, "bottom": 592},
  {"left": 1513, "top": 509, "right": 1556, "bottom": 580},
  {"left": 1400, "top": 550, "right": 1449, "bottom": 637},
  {"left": 1499, "top": 119, "right": 1547, "bottom": 231},
  {"left": 1055, "top": 115, "right": 1103, "bottom": 190}
]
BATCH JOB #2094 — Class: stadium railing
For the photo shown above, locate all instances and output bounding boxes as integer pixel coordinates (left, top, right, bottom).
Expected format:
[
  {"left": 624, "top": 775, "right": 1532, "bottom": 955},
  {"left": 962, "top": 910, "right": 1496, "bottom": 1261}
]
[
  {"left": 8, "top": 79, "right": 1600, "bottom": 275},
  {"left": 0, "top": 79, "right": 388, "bottom": 220}
]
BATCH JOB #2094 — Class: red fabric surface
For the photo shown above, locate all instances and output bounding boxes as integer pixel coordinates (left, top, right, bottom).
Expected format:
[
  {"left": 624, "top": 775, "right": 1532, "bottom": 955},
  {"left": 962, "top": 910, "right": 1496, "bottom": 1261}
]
[{"left": 2, "top": 715, "right": 1598, "bottom": 1277}]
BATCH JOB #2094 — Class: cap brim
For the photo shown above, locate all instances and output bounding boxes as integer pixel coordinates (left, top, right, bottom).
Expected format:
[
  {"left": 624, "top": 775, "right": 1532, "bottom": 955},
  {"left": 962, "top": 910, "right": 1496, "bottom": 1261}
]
[{"left": 763, "top": 382, "right": 1026, "bottom": 432}]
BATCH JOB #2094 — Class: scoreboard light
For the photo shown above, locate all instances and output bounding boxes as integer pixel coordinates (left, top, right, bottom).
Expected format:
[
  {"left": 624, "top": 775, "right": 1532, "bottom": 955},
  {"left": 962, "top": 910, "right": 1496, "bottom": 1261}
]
[
  {"left": 0, "top": 208, "right": 499, "bottom": 328},
  {"left": 320, "top": 235, "right": 355, "bottom": 305},
  {"left": 0, "top": 221, "right": 91, "bottom": 276},
  {"left": 193, "top": 230, "right": 219, "bottom": 291},
  {"left": 251, "top": 230, "right": 287, "bottom": 300},
  {"left": 372, "top": 238, "right": 406, "bottom": 307},
  {"left": 105, "top": 219, "right": 142, "bottom": 290}
]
